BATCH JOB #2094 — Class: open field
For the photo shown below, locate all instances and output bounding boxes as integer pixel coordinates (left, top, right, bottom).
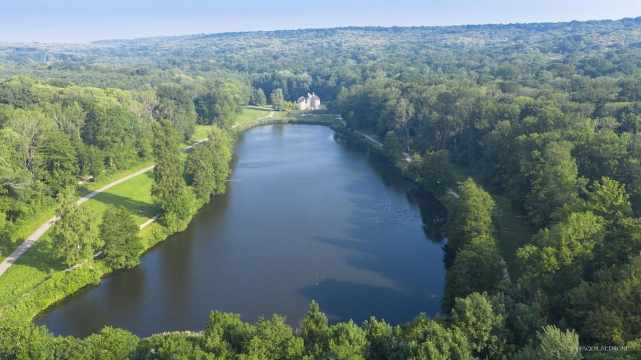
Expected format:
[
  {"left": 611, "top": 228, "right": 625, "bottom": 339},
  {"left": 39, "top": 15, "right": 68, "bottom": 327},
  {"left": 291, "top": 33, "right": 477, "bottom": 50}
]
[
  {"left": 236, "top": 106, "right": 273, "bottom": 124},
  {"left": 0, "top": 104, "right": 278, "bottom": 317}
]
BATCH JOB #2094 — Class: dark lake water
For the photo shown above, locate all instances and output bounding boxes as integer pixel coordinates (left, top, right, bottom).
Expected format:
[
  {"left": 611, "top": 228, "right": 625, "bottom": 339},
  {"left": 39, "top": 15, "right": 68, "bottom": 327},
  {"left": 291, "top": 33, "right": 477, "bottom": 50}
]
[{"left": 36, "top": 124, "right": 447, "bottom": 338}]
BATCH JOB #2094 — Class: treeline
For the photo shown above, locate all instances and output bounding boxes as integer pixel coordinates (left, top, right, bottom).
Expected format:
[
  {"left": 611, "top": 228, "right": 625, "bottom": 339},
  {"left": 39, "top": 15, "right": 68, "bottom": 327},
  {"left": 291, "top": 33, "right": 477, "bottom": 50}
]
[
  {"left": 3, "top": 17, "right": 641, "bottom": 357},
  {"left": 329, "top": 23, "right": 641, "bottom": 356},
  {"left": 47, "top": 119, "right": 234, "bottom": 270},
  {"left": 3, "top": 19, "right": 641, "bottom": 103},
  {"left": 0, "top": 76, "right": 246, "bottom": 248},
  {"left": 1, "top": 297, "right": 604, "bottom": 360}
]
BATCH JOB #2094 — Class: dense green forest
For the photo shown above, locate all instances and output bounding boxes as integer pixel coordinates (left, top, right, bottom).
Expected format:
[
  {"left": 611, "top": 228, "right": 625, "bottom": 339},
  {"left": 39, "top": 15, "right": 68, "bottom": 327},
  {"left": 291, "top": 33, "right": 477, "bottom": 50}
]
[{"left": 2, "top": 17, "right": 641, "bottom": 359}]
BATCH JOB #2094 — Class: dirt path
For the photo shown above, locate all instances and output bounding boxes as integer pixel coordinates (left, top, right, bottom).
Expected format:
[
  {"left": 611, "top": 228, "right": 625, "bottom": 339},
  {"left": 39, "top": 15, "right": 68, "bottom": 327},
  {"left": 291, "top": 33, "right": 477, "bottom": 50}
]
[
  {"left": 338, "top": 115, "right": 460, "bottom": 198},
  {"left": 0, "top": 136, "right": 211, "bottom": 277},
  {"left": 235, "top": 110, "right": 274, "bottom": 126},
  {"left": 58, "top": 112, "right": 280, "bottom": 274}
]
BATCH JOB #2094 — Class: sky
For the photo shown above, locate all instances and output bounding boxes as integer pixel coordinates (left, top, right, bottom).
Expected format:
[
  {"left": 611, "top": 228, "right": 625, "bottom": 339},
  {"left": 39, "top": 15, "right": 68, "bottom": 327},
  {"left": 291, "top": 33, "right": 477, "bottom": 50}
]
[{"left": 1, "top": 0, "right": 641, "bottom": 43}]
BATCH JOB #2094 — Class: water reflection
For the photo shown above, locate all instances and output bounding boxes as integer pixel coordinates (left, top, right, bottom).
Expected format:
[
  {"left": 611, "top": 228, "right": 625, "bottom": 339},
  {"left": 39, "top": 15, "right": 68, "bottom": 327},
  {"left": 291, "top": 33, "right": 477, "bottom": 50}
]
[{"left": 36, "top": 125, "right": 446, "bottom": 338}]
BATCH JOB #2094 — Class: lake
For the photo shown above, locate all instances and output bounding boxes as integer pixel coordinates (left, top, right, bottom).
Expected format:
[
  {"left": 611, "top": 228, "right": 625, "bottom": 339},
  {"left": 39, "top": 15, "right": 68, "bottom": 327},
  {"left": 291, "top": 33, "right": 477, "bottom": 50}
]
[{"left": 36, "top": 124, "right": 447, "bottom": 338}]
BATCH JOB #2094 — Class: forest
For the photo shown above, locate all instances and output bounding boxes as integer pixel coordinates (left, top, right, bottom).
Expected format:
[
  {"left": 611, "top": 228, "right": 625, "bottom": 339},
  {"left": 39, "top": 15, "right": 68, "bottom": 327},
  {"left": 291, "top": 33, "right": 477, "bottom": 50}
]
[{"left": 2, "top": 17, "right": 641, "bottom": 359}]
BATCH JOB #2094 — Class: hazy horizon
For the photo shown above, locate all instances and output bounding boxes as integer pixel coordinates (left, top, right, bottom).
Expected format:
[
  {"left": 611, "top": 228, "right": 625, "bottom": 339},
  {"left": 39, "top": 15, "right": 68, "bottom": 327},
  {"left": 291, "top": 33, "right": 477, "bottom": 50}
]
[{"left": 2, "top": 0, "right": 641, "bottom": 44}]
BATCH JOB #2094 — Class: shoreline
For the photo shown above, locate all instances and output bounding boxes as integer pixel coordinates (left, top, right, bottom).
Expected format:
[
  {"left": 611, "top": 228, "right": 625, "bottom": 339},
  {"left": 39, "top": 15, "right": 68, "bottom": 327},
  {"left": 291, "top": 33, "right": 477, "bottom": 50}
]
[{"left": 0, "top": 113, "right": 337, "bottom": 326}]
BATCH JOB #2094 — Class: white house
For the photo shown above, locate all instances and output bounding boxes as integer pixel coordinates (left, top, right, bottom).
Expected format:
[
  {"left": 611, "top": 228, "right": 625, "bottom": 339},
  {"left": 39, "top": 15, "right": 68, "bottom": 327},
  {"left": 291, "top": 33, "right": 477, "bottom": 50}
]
[{"left": 297, "top": 92, "right": 321, "bottom": 110}]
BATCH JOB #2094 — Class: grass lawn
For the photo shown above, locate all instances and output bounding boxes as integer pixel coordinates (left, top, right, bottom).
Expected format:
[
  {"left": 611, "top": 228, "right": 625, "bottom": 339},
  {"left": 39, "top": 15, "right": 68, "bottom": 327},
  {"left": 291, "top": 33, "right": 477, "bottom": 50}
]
[
  {"left": 86, "top": 171, "right": 160, "bottom": 225},
  {"left": 189, "top": 125, "right": 213, "bottom": 144},
  {"left": 290, "top": 112, "right": 337, "bottom": 123},
  {"left": 450, "top": 166, "right": 535, "bottom": 279},
  {"left": 0, "top": 168, "right": 160, "bottom": 308},
  {"left": 236, "top": 106, "right": 272, "bottom": 125},
  {"left": 0, "top": 109, "right": 335, "bottom": 316},
  {"left": 0, "top": 202, "right": 59, "bottom": 261}
]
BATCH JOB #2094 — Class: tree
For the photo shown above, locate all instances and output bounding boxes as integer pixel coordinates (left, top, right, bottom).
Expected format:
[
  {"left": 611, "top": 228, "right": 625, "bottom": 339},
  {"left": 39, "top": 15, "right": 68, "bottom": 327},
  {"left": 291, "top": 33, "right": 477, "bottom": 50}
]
[
  {"left": 51, "top": 188, "right": 101, "bottom": 267},
  {"left": 151, "top": 120, "right": 195, "bottom": 230},
  {"left": 322, "top": 320, "right": 368, "bottom": 360},
  {"left": 382, "top": 131, "right": 403, "bottom": 161},
  {"left": 523, "top": 141, "right": 588, "bottom": 227},
  {"left": 100, "top": 206, "right": 142, "bottom": 269},
  {"left": 489, "top": 282, "right": 547, "bottom": 351},
  {"left": 301, "top": 301, "right": 329, "bottom": 347},
  {"left": 154, "top": 83, "right": 197, "bottom": 140},
  {"left": 270, "top": 89, "right": 285, "bottom": 111},
  {"left": 394, "top": 98, "right": 414, "bottom": 152},
  {"left": 451, "top": 292, "right": 506, "bottom": 359},
  {"left": 569, "top": 255, "right": 641, "bottom": 345},
  {"left": 582, "top": 177, "right": 633, "bottom": 224},
  {"left": 203, "top": 311, "right": 253, "bottom": 358},
  {"left": 362, "top": 317, "right": 398, "bottom": 360},
  {"left": 186, "top": 126, "right": 233, "bottom": 201},
  {"left": 250, "top": 88, "right": 267, "bottom": 106},
  {"left": 195, "top": 82, "right": 247, "bottom": 128},
  {"left": 517, "top": 211, "right": 605, "bottom": 313},
  {"left": 245, "top": 315, "right": 304, "bottom": 360},
  {"left": 419, "top": 150, "right": 456, "bottom": 195},
  {"left": 444, "top": 178, "right": 496, "bottom": 266},
  {"left": 518, "top": 211, "right": 605, "bottom": 284},
  {"left": 0, "top": 324, "right": 56, "bottom": 360},
  {"left": 442, "top": 241, "right": 504, "bottom": 312},
  {"left": 39, "top": 131, "right": 77, "bottom": 196},
  {"left": 83, "top": 97, "right": 139, "bottom": 169},
  {"left": 401, "top": 314, "right": 473, "bottom": 360},
  {"left": 512, "top": 326, "right": 580, "bottom": 360},
  {"left": 84, "top": 327, "right": 139, "bottom": 360}
]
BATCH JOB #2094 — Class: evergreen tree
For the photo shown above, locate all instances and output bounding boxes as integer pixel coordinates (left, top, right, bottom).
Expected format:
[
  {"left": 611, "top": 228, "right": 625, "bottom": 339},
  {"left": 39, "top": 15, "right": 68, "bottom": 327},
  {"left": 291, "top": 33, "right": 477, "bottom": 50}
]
[
  {"left": 301, "top": 300, "right": 329, "bottom": 353},
  {"left": 186, "top": 126, "right": 233, "bottom": 201},
  {"left": 100, "top": 206, "right": 142, "bottom": 269},
  {"left": 151, "top": 120, "right": 195, "bottom": 230}
]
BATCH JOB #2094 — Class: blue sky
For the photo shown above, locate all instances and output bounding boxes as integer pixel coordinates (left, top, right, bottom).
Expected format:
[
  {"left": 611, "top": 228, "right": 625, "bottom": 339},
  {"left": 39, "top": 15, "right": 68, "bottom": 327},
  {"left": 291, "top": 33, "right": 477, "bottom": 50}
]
[{"left": 1, "top": 0, "right": 641, "bottom": 43}]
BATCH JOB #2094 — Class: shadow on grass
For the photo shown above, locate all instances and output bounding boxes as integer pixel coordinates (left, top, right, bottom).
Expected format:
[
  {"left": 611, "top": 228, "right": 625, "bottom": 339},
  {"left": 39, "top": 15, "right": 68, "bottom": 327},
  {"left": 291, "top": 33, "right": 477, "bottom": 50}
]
[
  {"left": 15, "top": 237, "right": 67, "bottom": 273},
  {"left": 91, "top": 191, "right": 158, "bottom": 219}
]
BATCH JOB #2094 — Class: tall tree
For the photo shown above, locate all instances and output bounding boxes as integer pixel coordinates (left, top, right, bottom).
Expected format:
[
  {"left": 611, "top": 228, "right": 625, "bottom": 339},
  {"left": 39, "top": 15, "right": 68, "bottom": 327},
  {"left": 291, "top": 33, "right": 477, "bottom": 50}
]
[
  {"left": 250, "top": 88, "right": 267, "bottom": 106},
  {"left": 154, "top": 83, "right": 197, "bottom": 140},
  {"left": 270, "top": 89, "right": 285, "bottom": 111},
  {"left": 151, "top": 120, "right": 195, "bottom": 229},
  {"left": 100, "top": 206, "right": 142, "bottom": 269},
  {"left": 523, "top": 141, "right": 588, "bottom": 227},
  {"left": 186, "top": 126, "right": 233, "bottom": 200},
  {"left": 195, "top": 82, "right": 247, "bottom": 128},
  {"left": 442, "top": 241, "right": 504, "bottom": 312},
  {"left": 451, "top": 292, "right": 505, "bottom": 359},
  {"left": 394, "top": 98, "right": 414, "bottom": 152},
  {"left": 39, "top": 131, "right": 77, "bottom": 196},
  {"left": 382, "top": 131, "right": 403, "bottom": 161},
  {"left": 444, "top": 178, "right": 496, "bottom": 266},
  {"left": 51, "top": 188, "right": 101, "bottom": 267}
]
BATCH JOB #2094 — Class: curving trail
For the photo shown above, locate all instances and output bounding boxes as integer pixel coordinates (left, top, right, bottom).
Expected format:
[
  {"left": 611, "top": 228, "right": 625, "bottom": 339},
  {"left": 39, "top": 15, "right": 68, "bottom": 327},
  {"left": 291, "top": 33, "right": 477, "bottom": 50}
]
[
  {"left": 0, "top": 136, "right": 209, "bottom": 277},
  {"left": 0, "top": 110, "right": 280, "bottom": 277}
]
